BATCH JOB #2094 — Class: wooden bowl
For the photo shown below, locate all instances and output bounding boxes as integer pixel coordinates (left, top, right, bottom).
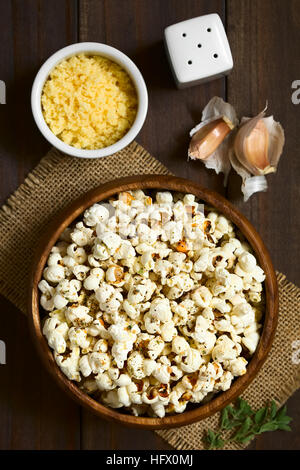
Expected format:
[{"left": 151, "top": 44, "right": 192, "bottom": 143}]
[{"left": 28, "top": 175, "right": 278, "bottom": 429}]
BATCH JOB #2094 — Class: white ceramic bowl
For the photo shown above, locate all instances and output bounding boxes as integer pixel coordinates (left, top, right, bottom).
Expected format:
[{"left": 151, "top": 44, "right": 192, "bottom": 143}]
[{"left": 31, "top": 42, "right": 148, "bottom": 158}]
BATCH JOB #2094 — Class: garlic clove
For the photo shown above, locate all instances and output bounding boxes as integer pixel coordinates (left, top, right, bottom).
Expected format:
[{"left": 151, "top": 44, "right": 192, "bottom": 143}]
[
  {"left": 189, "top": 97, "right": 238, "bottom": 182},
  {"left": 233, "top": 107, "right": 285, "bottom": 176},
  {"left": 244, "top": 119, "right": 270, "bottom": 172},
  {"left": 189, "top": 117, "right": 233, "bottom": 160}
]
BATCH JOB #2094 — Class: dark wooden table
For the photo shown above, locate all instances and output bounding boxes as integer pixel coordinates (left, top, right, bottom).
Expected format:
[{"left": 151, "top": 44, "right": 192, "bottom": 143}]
[{"left": 0, "top": 0, "right": 299, "bottom": 450}]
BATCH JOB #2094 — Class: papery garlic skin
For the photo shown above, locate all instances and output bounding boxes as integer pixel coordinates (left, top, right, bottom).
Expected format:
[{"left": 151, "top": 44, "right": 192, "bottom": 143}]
[
  {"left": 262, "top": 116, "right": 285, "bottom": 170},
  {"left": 233, "top": 110, "right": 285, "bottom": 176},
  {"left": 189, "top": 97, "right": 238, "bottom": 183},
  {"left": 229, "top": 146, "right": 268, "bottom": 202},
  {"left": 242, "top": 176, "right": 268, "bottom": 202}
]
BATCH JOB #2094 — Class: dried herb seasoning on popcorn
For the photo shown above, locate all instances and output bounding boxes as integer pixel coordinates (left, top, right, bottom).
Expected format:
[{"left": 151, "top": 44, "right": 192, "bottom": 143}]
[{"left": 39, "top": 190, "right": 265, "bottom": 418}]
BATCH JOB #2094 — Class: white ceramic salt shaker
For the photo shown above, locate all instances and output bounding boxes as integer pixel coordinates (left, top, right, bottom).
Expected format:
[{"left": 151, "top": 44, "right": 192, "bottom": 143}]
[{"left": 164, "top": 14, "right": 233, "bottom": 88}]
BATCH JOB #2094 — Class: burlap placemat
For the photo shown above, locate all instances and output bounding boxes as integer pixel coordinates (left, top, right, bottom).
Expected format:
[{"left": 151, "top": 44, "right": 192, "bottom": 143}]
[{"left": 0, "top": 141, "right": 299, "bottom": 450}]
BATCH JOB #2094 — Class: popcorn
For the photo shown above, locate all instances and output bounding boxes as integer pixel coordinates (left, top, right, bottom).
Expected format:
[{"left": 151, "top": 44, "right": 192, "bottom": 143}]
[
  {"left": 115, "top": 373, "right": 131, "bottom": 387},
  {"left": 96, "top": 372, "right": 115, "bottom": 391},
  {"left": 147, "top": 336, "right": 165, "bottom": 360},
  {"left": 149, "top": 297, "right": 172, "bottom": 323},
  {"left": 89, "top": 352, "right": 111, "bottom": 374},
  {"left": 127, "top": 351, "right": 146, "bottom": 379},
  {"left": 55, "top": 346, "right": 81, "bottom": 381},
  {"left": 84, "top": 203, "right": 110, "bottom": 226},
  {"left": 87, "top": 254, "right": 101, "bottom": 268},
  {"left": 151, "top": 401, "right": 166, "bottom": 418},
  {"left": 214, "top": 371, "right": 233, "bottom": 391},
  {"left": 180, "top": 348, "right": 203, "bottom": 373},
  {"left": 140, "top": 251, "right": 155, "bottom": 271},
  {"left": 156, "top": 191, "right": 173, "bottom": 205},
  {"left": 162, "top": 220, "right": 183, "bottom": 244},
  {"left": 192, "top": 317, "right": 216, "bottom": 354},
  {"left": 93, "top": 241, "right": 110, "bottom": 261},
  {"left": 231, "top": 302, "right": 255, "bottom": 327},
  {"left": 144, "top": 312, "right": 161, "bottom": 334},
  {"left": 117, "top": 386, "right": 131, "bottom": 407},
  {"left": 166, "top": 273, "right": 194, "bottom": 292},
  {"left": 68, "top": 327, "right": 90, "bottom": 349},
  {"left": 238, "top": 251, "right": 257, "bottom": 273},
  {"left": 79, "top": 355, "right": 92, "bottom": 377},
  {"left": 101, "top": 231, "right": 122, "bottom": 252},
  {"left": 242, "top": 330, "right": 260, "bottom": 354},
  {"left": 43, "top": 265, "right": 65, "bottom": 284},
  {"left": 84, "top": 267, "right": 105, "bottom": 290},
  {"left": 93, "top": 338, "right": 108, "bottom": 353},
  {"left": 136, "top": 223, "right": 157, "bottom": 244},
  {"left": 225, "top": 357, "right": 248, "bottom": 376},
  {"left": 73, "top": 264, "right": 90, "bottom": 281},
  {"left": 143, "top": 359, "right": 157, "bottom": 376},
  {"left": 165, "top": 286, "right": 184, "bottom": 300},
  {"left": 191, "top": 286, "right": 212, "bottom": 307},
  {"left": 114, "top": 240, "right": 136, "bottom": 259},
  {"left": 160, "top": 321, "right": 177, "bottom": 342},
  {"left": 65, "top": 305, "right": 93, "bottom": 326},
  {"left": 193, "top": 250, "right": 209, "bottom": 272},
  {"left": 47, "top": 252, "right": 63, "bottom": 266},
  {"left": 38, "top": 280, "right": 55, "bottom": 311},
  {"left": 70, "top": 222, "right": 94, "bottom": 247},
  {"left": 55, "top": 279, "right": 82, "bottom": 305},
  {"left": 43, "top": 318, "right": 68, "bottom": 354},
  {"left": 152, "top": 364, "right": 170, "bottom": 384},
  {"left": 103, "top": 390, "right": 122, "bottom": 408},
  {"left": 172, "top": 336, "right": 190, "bottom": 355},
  {"left": 106, "top": 265, "right": 124, "bottom": 285},
  {"left": 67, "top": 244, "right": 87, "bottom": 264},
  {"left": 41, "top": 190, "right": 264, "bottom": 418},
  {"left": 212, "top": 335, "right": 238, "bottom": 362}
]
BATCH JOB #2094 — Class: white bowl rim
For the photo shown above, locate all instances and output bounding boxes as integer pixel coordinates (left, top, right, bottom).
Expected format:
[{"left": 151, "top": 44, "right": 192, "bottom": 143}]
[{"left": 31, "top": 42, "right": 148, "bottom": 158}]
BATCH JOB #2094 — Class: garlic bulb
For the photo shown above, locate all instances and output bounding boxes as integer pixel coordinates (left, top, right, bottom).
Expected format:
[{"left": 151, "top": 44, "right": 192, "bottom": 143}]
[
  {"left": 233, "top": 109, "right": 285, "bottom": 176},
  {"left": 189, "top": 97, "right": 238, "bottom": 183}
]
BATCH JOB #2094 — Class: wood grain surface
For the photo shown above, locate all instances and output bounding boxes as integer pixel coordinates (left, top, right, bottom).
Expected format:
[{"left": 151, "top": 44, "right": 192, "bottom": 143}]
[{"left": 0, "top": 0, "right": 299, "bottom": 450}]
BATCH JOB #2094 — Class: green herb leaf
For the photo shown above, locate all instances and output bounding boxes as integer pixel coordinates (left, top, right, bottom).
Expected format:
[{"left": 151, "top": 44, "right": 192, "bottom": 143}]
[
  {"left": 238, "top": 398, "right": 253, "bottom": 417},
  {"left": 204, "top": 399, "right": 292, "bottom": 449},
  {"left": 221, "top": 407, "right": 234, "bottom": 430},
  {"left": 205, "top": 430, "right": 225, "bottom": 449},
  {"left": 270, "top": 400, "right": 277, "bottom": 419},
  {"left": 254, "top": 407, "right": 268, "bottom": 425},
  {"left": 277, "top": 424, "right": 292, "bottom": 432}
]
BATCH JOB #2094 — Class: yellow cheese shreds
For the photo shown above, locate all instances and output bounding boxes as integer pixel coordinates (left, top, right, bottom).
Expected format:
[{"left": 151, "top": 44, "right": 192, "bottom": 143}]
[{"left": 41, "top": 54, "right": 138, "bottom": 150}]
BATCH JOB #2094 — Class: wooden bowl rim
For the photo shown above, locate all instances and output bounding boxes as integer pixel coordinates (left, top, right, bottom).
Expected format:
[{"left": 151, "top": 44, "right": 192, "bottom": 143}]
[{"left": 28, "top": 174, "right": 278, "bottom": 430}]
